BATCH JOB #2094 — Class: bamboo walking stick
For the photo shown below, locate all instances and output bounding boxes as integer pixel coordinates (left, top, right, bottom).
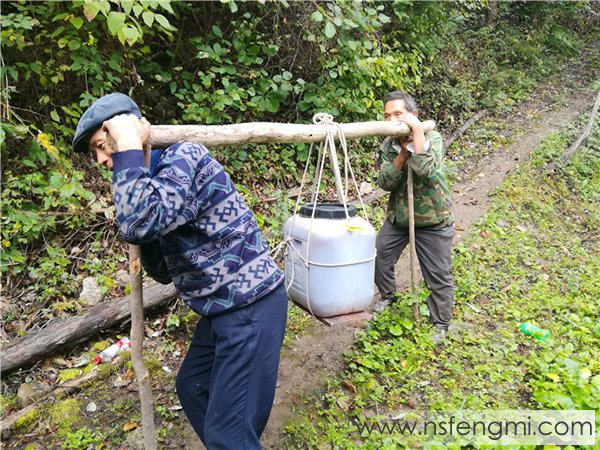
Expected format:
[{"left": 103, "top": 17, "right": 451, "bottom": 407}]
[{"left": 407, "top": 166, "right": 420, "bottom": 322}]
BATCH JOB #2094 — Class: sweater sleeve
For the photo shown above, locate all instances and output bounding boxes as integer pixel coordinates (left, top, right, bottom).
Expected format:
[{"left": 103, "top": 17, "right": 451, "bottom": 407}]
[
  {"left": 140, "top": 242, "right": 172, "bottom": 284},
  {"left": 112, "top": 142, "right": 204, "bottom": 244}
]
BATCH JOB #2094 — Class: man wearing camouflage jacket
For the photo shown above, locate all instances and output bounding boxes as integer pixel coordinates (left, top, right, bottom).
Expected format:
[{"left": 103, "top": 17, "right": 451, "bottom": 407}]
[{"left": 375, "top": 91, "right": 455, "bottom": 341}]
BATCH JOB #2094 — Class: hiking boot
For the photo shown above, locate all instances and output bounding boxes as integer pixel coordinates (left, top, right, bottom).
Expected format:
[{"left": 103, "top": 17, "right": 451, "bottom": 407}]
[{"left": 372, "top": 297, "right": 394, "bottom": 314}]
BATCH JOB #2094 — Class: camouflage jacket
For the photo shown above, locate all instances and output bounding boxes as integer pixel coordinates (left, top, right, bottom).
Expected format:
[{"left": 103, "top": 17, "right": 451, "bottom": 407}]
[{"left": 377, "top": 130, "right": 454, "bottom": 228}]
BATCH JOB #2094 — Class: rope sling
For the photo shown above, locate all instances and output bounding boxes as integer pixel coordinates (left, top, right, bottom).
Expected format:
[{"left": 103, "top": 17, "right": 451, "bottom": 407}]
[{"left": 274, "top": 113, "right": 376, "bottom": 317}]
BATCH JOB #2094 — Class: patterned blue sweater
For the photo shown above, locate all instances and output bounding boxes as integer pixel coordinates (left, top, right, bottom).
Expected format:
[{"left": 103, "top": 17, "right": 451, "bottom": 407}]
[{"left": 111, "top": 142, "right": 284, "bottom": 316}]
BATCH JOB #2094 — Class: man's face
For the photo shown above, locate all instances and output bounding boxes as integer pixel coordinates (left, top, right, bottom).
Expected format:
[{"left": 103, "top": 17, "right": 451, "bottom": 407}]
[
  {"left": 88, "top": 127, "right": 113, "bottom": 170},
  {"left": 384, "top": 99, "right": 418, "bottom": 144},
  {"left": 383, "top": 99, "right": 410, "bottom": 122}
]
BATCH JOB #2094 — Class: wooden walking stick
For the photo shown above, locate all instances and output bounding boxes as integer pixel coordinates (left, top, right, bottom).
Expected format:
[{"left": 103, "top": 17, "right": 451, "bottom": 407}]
[
  {"left": 128, "top": 241, "right": 157, "bottom": 450},
  {"left": 407, "top": 166, "right": 420, "bottom": 322},
  {"left": 106, "top": 134, "right": 157, "bottom": 449},
  {"left": 129, "top": 143, "right": 157, "bottom": 449}
]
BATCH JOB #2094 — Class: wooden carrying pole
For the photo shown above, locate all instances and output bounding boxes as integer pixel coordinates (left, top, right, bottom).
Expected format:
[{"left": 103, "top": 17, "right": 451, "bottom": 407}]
[{"left": 149, "top": 120, "right": 435, "bottom": 147}]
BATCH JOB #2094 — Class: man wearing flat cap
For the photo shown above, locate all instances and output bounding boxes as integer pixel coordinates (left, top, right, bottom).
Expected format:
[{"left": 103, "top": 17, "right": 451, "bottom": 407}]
[{"left": 73, "top": 93, "right": 288, "bottom": 449}]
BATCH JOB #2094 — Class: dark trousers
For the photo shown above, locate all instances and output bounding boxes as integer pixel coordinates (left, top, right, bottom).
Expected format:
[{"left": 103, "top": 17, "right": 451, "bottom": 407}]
[
  {"left": 375, "top": 219, "right": 455, "bottom": 328},
  {"left": 176, "top": 284, "right": 288, "bottom": 449}
]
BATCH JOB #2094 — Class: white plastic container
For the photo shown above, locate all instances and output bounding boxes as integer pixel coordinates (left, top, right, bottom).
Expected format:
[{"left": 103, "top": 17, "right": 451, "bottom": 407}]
[{"left": 284, "top": 203, "right": 376, "bottom": 317}]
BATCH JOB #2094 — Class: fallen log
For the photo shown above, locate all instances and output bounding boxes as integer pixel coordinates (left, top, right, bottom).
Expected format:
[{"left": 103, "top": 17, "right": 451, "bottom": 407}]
[
  {"left": 0, "top": 283, "right": 177, "bottom": 376},
  {"left": 561, "top": 90, "right": 600, "bottom": 164},
  {"left": 444, "top": 109, "right": 488, "bottom": 150},
  {"left": 356, "top": 188, "right": 386, "bottom": 206},
  {"left": 149, "top": 120, "right": 436, "bottom": 147}
]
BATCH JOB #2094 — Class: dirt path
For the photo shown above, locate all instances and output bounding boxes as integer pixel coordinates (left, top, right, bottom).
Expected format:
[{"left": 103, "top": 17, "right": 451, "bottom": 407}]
[{"left": 259, "top": 54, "right": 597, "bottom": 449}]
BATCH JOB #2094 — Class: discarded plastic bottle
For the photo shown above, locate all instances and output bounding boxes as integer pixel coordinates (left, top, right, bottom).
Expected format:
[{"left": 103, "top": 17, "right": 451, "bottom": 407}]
[
  {"left": 519, "top": 323, "right": 550, "bottom": 341},
  {"left": 93, "top": 337, "right": 131, "bottom": 364}
]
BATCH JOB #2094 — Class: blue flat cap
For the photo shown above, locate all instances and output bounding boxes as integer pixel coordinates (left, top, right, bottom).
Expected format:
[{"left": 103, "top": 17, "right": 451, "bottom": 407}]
[{"left": 72, "top": 93, "right": 142, "bottom": 153}]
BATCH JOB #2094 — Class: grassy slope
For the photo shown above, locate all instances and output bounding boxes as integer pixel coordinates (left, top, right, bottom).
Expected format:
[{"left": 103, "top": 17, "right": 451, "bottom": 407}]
[{"left": 283, "top": 114, "right": 600, "bottom": 449}]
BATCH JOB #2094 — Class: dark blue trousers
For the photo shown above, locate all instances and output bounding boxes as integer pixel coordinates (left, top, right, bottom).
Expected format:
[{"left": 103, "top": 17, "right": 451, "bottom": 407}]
[{"left": 176, "top": 284, "right": 288, "bottom": 450}]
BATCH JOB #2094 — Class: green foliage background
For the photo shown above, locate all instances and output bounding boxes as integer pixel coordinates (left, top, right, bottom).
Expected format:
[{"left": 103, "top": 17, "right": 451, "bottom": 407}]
[{"left": 1, "top": 1, "right": 598, "bottom": 333}]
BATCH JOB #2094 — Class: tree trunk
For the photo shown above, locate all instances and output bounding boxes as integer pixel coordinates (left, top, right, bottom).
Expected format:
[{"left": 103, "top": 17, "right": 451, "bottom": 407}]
[
  {"left": 0, "top": 283, "right": 177, "bottom": 376},
  {"left": 149, "top": 120, "right": 436, "bottom": 147},
  {"left": 486, "top": 1, "right": 500, "bottom": 26},
  {"left": 444, "top": 110, "right": 488, "bottom": 151}
]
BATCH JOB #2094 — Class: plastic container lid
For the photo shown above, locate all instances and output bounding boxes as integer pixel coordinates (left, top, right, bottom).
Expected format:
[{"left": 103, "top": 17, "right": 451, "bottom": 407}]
[{"left": 299, "top": 203, "right": 357, "bottom": 219}]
